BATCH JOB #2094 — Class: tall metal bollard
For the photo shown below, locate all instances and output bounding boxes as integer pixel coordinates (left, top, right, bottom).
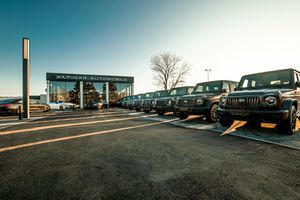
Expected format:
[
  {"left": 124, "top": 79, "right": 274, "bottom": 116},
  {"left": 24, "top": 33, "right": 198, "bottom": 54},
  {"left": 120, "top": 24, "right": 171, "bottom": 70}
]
[{"left": 18, "top": 106, "right": 23, "bottom": 120}]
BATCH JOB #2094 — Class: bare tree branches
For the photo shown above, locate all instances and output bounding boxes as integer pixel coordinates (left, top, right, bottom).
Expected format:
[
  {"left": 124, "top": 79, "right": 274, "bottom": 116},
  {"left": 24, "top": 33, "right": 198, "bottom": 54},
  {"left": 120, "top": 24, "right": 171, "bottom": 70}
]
[{"left": 151, "top": 52, "right": 191, "bottom": 89}]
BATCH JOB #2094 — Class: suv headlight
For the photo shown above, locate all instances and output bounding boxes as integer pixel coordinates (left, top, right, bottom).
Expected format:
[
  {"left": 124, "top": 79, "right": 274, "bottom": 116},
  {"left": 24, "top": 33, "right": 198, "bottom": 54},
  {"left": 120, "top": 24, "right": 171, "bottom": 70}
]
[
  {"left": 167, "top": 100, "right": 172, "bottom": 105},
  {"left": 152, "top": 100, "right": 156, "bottom": 105},
  {"left": 265, "top": 96, "right": 277, "bottom": 106},
  {"left": 196, "top": 98, "right": 203, "bottom": 105},
  {"left": 220, "top": 96, "right": 227, "bottom": 106}
]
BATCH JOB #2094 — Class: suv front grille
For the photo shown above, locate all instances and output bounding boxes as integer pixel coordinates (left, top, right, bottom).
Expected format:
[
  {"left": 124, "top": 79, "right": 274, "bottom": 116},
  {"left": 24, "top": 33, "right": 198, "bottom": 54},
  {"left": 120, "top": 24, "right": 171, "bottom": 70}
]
[
  {"left": 178, "top": 99, "right": 195, "bottom": 106},
  {"left": 143, "top": 99, "right": 151, "bottom": 106},
  {"left": 226, "top": 96, "right": 261, "bottom": 108},
  {"left": 156, "top": 100, "right": 167, "bottom": 106}
]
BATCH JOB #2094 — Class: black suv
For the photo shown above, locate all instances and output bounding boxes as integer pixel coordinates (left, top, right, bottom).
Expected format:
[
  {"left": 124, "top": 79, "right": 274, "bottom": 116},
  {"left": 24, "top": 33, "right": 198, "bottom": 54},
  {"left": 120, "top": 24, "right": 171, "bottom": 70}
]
[
  {"left": 217, "top": 68, "right": 300, "bottom": 135},
  {"left": 127, "top": 95, "right": 138, "bottom": 110},
  {"left": 133, "top": 94, "right": 145, "bottom": 111},
  {"left": 175, "top": 80, "right": 238, "bottom": 122},
  {"left": 155, "top": 86, "right": 194, "bottom": 116},
  {"left": 140, "top": 92, "right": 155, "bottom": 113},
  {"left": 142, "top": 90, "right": 169, "bottom": 113}
]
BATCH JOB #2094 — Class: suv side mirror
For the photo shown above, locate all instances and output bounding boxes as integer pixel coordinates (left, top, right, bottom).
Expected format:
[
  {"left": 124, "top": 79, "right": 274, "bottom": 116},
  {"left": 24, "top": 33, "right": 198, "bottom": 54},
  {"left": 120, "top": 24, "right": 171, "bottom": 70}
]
[{"left": 296, "top": 81, "right": 300, "bottom": 88}]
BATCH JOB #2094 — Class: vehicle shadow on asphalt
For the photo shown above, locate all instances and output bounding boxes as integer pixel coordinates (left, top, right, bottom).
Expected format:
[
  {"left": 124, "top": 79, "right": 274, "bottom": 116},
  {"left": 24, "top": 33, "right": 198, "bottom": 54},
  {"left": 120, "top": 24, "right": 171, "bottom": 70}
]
[
  {"left": 220, "top": 120, "right": 300, "bottom": 149},
  {"left": 145, "top": 112, "right": 300, "bottom": 149}
]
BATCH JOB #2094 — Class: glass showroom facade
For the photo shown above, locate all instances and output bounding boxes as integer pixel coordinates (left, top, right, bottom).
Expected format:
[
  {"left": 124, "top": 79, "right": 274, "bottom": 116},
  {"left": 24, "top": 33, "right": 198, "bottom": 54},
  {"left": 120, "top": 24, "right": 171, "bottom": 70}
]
[{"left": 46, "top": 73, "right": 134, "bottom": 108}]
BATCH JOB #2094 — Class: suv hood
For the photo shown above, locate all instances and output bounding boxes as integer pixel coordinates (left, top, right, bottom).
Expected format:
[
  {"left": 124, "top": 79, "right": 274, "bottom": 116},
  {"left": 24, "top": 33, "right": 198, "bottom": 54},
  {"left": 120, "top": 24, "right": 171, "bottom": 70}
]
[
  {"left": 157, "top": 95, "right": 185, "bottom": 101},
  {"left": 227, "top": 88, "right": 293, "bottom": 97},
  {"left": 180, "top": 93, "right": 217, "bottom": 99}
]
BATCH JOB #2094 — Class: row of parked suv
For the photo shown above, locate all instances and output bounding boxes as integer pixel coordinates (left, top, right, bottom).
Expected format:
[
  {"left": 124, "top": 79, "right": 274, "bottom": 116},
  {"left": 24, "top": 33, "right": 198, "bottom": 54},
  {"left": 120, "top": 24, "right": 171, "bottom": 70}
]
[{"left": 119, "top": 68, "right": 300, "bottom": 135}]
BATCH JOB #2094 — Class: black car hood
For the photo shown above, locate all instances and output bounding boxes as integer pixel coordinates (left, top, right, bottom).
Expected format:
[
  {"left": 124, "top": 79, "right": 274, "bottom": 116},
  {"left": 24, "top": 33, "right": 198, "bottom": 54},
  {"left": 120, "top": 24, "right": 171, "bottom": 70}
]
[
  {"left": 156, "top": 95, "right": 183, "bottom": 101},
  {"left": 227, "top": 88, "right": 293, "bottom": 97},
  {"left": 180, "top": 93, "right": 217, "bottom": 99}
]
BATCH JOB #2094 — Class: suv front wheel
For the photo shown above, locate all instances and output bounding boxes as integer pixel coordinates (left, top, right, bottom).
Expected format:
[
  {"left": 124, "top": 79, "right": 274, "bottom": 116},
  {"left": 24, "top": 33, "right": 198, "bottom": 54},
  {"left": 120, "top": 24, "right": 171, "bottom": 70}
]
[
  {"left": 206, "top": 104, "right": 218, "bottom": 122},
  {"left": 176, "top": 111, "right": 189, "bottom": 119},
  {"left": 277, "top": 105, "right": 297, "bottom": 135},
  {"left": 156, "top": 110, "right": 165, "bottom": 116}
]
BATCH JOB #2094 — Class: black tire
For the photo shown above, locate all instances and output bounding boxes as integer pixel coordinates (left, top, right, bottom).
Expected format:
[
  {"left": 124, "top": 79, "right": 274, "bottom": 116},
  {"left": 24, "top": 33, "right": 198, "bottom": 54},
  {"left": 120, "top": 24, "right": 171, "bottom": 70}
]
[
  {"left": 177, "top": 112, "right": 189, "bottom": 119},
  {"left": 219, "top": 118, "right": 234, "bottom": 127},
  {"left": 144, "top": 110, "right": 150, "bottom": 113},
  {"left": 277, "top": 105, "right": 297, "bottom": 135},
  {"left": 156, "top": 110, "right": 165, "bottom": 116},
  {"left": 135, "top": 108, "right": 141, "bottom": 112},
  {"left": 206, "top": 104, "right": 218, "bottom": 123}
]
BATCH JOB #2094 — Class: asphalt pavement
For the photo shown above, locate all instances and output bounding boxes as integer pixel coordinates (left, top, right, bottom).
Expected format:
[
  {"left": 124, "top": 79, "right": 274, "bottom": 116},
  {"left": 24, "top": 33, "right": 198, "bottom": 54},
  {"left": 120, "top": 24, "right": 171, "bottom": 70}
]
[{"left": 0, "top": 109, "right": 300, "bottom": 200}]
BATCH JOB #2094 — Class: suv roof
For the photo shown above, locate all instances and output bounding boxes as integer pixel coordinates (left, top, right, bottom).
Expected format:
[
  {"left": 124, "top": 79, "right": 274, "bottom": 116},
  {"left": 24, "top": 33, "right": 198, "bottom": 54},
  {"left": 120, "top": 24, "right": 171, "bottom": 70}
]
[
  {"left": 242, "top": 68, "right": 299, "bottom": 77},
  {"left": 170, "top": 86, "right": 194, "bottom": 89},
  {"left": 196, "top": 80, "right": 238, "bottom": 85}
]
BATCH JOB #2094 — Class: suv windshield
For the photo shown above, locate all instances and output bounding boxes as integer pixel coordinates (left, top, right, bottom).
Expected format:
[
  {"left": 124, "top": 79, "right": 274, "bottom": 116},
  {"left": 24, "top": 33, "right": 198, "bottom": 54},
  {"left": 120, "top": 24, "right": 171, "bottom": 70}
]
[
  {"left": 238, "top": 70, "right": 292, "bottom": 90},
  {"left": 137, "top": 94, "right": 144, "bottom": 99},
  {"left": 170, "top": 88, "right": 188, "bottom": 96},
  {"left": 192, "top": 81, "right": 222, "bottom": 94},
  {"left": 144, "top": 93, "right": 154, "bottom": 98},
  {"left": 153, "top": 91, "right": 169, "bottom": 98}
]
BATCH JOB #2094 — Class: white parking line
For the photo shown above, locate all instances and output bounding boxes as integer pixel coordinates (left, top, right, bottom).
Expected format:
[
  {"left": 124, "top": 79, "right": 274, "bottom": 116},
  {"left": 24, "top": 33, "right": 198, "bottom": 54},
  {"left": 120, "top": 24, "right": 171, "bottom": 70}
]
[
  {"left": 0, "top": 114, "right": 157, "bottom": 136},
  {"left": 0, "top": 118, "right": 177, "bottom": 153}
]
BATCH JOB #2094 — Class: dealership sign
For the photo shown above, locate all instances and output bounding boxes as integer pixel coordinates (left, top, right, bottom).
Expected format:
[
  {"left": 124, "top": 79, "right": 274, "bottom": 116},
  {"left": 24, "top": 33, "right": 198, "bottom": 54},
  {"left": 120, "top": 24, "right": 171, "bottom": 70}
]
[{"left": 46, "top": 73, "right": 134, "bottom": 83}]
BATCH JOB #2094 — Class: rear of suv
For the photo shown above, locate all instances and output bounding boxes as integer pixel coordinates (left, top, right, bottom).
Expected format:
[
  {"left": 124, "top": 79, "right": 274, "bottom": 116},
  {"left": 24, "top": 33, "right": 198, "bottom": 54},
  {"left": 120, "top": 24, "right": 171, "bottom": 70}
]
[
  {"left": 217, "top": 68, "right": 300, "bottom": 135},
  {"left": 155, "top": 86, "right": 194, "bottom": 116},
  {"left": 175, "top": 80, "right": 238, "bottom": 122}
]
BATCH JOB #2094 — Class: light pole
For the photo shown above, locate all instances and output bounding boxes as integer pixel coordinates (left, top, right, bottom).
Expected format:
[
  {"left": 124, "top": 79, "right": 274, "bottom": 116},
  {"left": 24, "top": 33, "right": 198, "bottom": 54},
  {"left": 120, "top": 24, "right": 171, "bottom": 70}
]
[
  {"left": 205, "top": 68, "right": 212, "bottom": 81},
  {"left": 22, "top": 38, "right": 30, "bottom": 119}
]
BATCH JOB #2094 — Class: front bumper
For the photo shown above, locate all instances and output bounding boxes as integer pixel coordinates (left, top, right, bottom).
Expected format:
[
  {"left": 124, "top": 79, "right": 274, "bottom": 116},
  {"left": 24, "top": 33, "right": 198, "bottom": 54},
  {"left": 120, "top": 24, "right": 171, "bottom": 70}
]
[
  {"left": 217, "top": 107, "right": 289, "bottom": 123},
  {"left": 141, "top": 104, "right": 153, "bottom": 111},
  {"left": 155, "top": 104, "right": 174, "bottom": 112},
  {"left": 175, "top": 105, "right": 209, "bottom": 115}
]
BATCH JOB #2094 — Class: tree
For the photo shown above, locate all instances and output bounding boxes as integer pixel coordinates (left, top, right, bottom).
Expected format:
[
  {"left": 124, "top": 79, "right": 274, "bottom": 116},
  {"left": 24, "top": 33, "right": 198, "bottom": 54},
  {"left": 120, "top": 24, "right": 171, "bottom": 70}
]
[{"left": 151, "top": 52, "right": 191, "bottom": 90}]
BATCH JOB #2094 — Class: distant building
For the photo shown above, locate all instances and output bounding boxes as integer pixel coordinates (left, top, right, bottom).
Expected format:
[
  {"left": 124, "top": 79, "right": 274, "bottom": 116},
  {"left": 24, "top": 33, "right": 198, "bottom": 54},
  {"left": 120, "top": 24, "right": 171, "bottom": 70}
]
[{"left": 46, "top": 72, "right": 134, "bottom": 108}]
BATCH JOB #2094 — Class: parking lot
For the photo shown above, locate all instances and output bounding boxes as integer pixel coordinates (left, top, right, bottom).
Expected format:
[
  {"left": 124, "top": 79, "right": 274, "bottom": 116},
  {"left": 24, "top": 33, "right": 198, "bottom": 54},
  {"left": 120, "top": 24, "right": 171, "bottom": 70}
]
[{"left": 1, "top": 109, "right": 300, "bottom": 200}]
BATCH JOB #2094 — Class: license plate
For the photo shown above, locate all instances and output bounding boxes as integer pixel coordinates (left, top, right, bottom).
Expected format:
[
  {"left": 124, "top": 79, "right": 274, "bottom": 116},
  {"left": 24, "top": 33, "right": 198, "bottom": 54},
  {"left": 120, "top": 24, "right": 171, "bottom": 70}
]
[
  {"left": 179, "top": 107, "right": 188, "bottom": 111},
  {"left": 229, "top": 109, "right": 249, "bottom": 116}
]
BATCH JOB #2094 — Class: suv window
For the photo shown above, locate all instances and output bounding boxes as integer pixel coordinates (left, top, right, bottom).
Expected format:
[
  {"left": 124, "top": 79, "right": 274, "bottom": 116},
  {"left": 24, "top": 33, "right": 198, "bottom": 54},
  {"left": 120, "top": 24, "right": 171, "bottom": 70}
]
[
  {"left": 222, "top": 82, "right": 230, "bottom": 93},
  {"left": 187, "top": 88, "right": 193, "bottom": 94},
  {"left": 230, "top": 82, "right": 238, "bottom": 92},
  {"left": 294, "top": 72, "right": 299, "bottom": 83}
]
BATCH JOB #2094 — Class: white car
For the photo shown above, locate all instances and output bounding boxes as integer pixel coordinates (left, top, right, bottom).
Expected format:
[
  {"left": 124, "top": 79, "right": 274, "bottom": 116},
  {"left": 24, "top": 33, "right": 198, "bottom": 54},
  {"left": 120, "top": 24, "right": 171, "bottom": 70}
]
[{"left": 48, "top": 101, "right": 76, "bottom": 110}]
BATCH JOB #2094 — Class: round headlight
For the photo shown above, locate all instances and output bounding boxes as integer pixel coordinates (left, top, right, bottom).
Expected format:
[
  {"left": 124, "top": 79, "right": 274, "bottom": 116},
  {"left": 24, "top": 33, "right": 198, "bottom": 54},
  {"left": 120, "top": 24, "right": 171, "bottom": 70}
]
[
  {"left": 220, "top": 97, "right": 227, "bottom": 105},
  {"left": 167, "top": 100, "right": 172, "bottom": 105},
  {"left": 196, "top": 99, "right": 203, "bottom": 105},
  {"left": 265, "top": 96, "right": 277, "bottom": 105}
]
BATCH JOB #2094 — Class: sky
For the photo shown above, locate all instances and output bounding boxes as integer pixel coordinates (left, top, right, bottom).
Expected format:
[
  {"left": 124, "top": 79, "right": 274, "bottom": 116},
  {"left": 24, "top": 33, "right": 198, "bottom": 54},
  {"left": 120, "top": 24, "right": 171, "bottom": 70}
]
[{"left": 0, "top": 0, "right": 300, "bottom": 96}]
